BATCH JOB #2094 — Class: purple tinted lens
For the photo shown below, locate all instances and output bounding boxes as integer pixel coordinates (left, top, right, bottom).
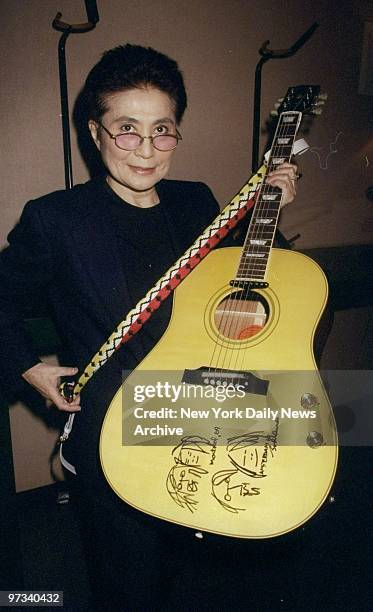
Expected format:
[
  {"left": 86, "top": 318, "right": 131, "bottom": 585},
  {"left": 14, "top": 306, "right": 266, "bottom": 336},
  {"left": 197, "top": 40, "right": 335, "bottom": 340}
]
[
  {"left": 153, "top": 136, "right": 178, "bottom": 151},
  {"left": 115, "top": 134, "right": 141, "bottom": 150},
  {"left": 115, "top": 134, "right": 178, "bottom": 151}
]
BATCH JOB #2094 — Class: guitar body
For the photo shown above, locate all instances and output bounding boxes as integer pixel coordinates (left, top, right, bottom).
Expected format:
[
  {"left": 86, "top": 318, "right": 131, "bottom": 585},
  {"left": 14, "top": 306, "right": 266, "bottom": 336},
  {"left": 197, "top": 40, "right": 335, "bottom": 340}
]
[{"left": 100, "top": 247, "right": 338, "bottom": 538}]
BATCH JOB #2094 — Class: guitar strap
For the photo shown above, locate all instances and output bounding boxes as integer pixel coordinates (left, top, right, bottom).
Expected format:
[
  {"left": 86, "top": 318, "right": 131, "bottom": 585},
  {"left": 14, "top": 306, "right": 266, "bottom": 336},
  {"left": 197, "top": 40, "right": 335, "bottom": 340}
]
[{"left": 59, "top": 165, "right": 266, "bottom": 446}]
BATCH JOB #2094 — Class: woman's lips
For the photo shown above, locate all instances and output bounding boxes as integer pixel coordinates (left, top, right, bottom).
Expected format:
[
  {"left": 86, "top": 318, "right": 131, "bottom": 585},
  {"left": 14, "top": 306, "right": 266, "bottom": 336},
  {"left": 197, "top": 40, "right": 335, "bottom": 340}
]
[{"left": 129, "top": 165, "right": 156, "bottom": 175}]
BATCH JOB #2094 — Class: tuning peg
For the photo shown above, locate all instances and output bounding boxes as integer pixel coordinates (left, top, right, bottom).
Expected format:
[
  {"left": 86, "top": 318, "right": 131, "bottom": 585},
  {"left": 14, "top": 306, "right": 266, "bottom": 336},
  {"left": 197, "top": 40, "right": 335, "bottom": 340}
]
[
  {"left": 270, "top": 110, "right": 279, "bottom": 117},
  {"left": 313, "top": 108, "right": 323, "bottom": 115},
  {"left": 274, "top": 102, "right": 281, "bottom": 109},
  {"left": 277, "top": 97, "right": 284, "bottom": 103},
  {"left": 318, "top": 92, "right": 328, "bottom": 100},
  {"left": 315, "top": 100, "right": 325, "bottom": 106}
]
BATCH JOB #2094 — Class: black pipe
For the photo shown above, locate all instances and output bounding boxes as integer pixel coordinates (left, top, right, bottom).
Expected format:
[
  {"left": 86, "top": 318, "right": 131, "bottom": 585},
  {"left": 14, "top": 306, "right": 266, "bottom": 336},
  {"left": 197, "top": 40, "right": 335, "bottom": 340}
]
[
  {"left": 52, "top": 2, "right": 99, "bottom": 189},
  {"left": 252, "top": 56, "right": 269, "bottom": 174},
  {"left": 251, "top": 23, "right": 319, "bottom": 172},
  {"left": 85, "top": 0, "right": 99, "bottom": 24},
  {"left": 58, "top": 31, "right": 73, "bottom": 190}
]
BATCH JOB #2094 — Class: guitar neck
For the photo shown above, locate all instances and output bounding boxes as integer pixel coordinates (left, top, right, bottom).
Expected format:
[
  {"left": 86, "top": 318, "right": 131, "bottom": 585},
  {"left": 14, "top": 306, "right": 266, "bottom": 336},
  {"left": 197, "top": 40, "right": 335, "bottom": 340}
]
[{"left": 235, "top": 111, "right": 302, "bottom": 283}]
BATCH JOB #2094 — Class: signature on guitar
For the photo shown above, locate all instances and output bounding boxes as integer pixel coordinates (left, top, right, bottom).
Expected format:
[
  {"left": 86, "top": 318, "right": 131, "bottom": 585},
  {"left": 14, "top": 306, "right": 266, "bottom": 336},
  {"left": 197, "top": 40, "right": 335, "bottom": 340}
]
[{"left": 166, "top": 420, "right": 279, "bottom": 514}]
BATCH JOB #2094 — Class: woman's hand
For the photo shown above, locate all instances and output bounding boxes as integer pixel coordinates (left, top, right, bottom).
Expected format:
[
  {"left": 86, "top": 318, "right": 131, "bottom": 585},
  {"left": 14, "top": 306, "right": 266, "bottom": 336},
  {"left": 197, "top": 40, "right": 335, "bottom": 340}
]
[
  {"left": 265, "top": 162, "right": 298, "bottom": 207},
  {"left": 22, "top": 362, "right": 81, "bottom": 412}
]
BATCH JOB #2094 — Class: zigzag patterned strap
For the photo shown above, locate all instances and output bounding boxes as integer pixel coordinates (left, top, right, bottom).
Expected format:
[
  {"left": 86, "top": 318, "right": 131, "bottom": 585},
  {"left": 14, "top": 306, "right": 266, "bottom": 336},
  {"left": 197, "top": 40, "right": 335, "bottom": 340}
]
[{"left": 61, "top": 165, "right": 266, "bottom": 408}]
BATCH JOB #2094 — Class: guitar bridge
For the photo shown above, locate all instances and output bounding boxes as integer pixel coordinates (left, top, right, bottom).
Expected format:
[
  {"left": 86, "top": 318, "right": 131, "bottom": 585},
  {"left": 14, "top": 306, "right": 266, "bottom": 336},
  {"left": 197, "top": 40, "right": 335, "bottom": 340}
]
[{"left": 182, "top": 367, "right": 269, "bottom": 396}]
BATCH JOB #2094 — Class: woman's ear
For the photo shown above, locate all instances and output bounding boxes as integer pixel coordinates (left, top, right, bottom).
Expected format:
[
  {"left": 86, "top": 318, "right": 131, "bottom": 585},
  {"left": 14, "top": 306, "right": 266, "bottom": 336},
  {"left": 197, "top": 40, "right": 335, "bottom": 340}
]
[{"left": 88, "top": 120, "right": 101, "bottom": 151}]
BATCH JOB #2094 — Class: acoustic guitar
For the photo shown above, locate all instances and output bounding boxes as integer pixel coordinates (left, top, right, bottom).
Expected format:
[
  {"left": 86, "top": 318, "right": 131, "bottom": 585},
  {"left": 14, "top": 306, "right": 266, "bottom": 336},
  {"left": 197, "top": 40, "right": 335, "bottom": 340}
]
[{"left": 100, "top": 87, "right": 338, "bottom": 539}]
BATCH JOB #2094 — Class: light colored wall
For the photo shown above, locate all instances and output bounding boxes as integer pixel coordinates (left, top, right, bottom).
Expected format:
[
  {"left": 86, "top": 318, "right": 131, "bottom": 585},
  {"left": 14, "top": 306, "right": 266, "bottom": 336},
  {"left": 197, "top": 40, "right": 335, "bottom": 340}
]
[{"left": 1, "top": 0, "right": 372, "bottom": 491}]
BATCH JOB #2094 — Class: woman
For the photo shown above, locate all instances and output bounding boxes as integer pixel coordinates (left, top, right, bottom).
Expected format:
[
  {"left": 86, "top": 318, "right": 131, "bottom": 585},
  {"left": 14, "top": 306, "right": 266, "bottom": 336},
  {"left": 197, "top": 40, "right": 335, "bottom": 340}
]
[{"left": 0, "top": 44, "right": 297, "bottom": 609}]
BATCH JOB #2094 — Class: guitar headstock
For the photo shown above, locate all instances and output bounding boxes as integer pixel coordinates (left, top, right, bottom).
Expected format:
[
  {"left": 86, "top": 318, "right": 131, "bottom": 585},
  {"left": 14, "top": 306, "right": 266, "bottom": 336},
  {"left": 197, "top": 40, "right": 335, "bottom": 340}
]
[{"left": 270, "top": 85, "right": 327, "bottom": 118}]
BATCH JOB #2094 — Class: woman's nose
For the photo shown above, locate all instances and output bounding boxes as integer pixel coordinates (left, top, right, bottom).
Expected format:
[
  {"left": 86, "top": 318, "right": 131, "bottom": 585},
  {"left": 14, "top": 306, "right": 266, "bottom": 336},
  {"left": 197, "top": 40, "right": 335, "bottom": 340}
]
[{"left": 134, "top": 136, "right": 154, "bottom": 158}]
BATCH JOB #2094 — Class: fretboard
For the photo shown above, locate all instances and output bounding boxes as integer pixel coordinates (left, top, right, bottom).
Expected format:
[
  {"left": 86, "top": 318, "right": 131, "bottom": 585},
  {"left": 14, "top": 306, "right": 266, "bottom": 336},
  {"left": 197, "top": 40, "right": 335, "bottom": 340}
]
[{"left": 235, "top": 111, "right": 302, "bottom": 282}]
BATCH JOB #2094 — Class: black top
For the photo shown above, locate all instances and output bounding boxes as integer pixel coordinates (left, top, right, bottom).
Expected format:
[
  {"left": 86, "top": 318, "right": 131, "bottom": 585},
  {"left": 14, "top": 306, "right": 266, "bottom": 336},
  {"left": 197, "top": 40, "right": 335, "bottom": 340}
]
[{"left": 102, "top": 181, "right": 177, "bottom": 349}]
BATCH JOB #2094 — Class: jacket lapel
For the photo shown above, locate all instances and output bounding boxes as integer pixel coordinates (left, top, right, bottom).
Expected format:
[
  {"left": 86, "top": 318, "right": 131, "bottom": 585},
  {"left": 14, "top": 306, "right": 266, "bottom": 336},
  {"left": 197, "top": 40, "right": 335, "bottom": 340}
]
[{"left": 68, "top": 181, "right": 145, "bottom": 361}]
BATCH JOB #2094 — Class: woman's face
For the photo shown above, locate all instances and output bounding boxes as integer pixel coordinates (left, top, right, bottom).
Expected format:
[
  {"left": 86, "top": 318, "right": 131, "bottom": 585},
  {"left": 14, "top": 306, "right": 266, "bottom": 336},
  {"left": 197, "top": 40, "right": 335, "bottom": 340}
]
[{"left": 89, "top": 87, "right": 178, "bottom": 206}]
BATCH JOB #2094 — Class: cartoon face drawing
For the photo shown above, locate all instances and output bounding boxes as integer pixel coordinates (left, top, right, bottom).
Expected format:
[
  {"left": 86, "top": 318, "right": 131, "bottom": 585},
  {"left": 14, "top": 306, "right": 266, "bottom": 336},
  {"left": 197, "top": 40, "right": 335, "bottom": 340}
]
[
  {"left": 172, "top": 435, "right": 212, "bottom": 469},
  {"left": 227, "top": 429, "right": 277, "bottom": 478}
]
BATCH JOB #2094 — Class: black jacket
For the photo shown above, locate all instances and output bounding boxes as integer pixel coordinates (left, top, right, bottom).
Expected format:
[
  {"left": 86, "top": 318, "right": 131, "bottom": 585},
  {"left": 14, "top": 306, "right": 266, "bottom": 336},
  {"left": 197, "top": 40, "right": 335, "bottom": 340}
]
[{"left": 0, "top": 177, "right": 232, "bottom": 395}]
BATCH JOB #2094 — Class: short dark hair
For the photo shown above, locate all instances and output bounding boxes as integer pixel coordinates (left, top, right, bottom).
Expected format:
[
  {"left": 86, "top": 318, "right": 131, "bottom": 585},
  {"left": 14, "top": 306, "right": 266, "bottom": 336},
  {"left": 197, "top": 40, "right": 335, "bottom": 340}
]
[{"left": 84, "top": 44, "right": 187, "bottom": 124}]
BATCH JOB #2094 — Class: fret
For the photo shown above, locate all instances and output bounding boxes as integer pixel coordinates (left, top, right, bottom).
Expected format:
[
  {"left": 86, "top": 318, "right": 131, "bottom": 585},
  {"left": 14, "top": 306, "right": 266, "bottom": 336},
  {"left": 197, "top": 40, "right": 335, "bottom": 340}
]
[
  {"left": 238, "top": 263, "right": 267, "bottom": 268},
  {"left": 253, "top": 213, "right": 280, "bottom": 219},
  {"left": 254, "top": 210, "right": 280, "bottom": 215},
  {"left": 254, "top": 218, "right": 275, "bottom": 224},
  {"left": 240, "top": 255, "right": 269, "bottom": 261},
  {"left": 261, "top": 194, "right": 281, "bottom": 201},
  {"left": 253, "top": 210, "right": 277, "bottom": 215},
  {"left": 246, "top": 237, "right": 274, "bottom": 243},
  {"left": 242, "top": 259, "right": 268, "bottom": 265},
  {"left": 239, "top": 260, "right": 269, "bottom": 266},
  {"left": 252, "top": 211, "right": 278, "bottom": 218},
  {"left": 249, "top": 239, "right": 269, "bottom": 246},
  {"left": 237, "top": 266, "right": 266, "bottom": 277},
  {"left": 239, "top": 261, "right": 268, "bottom": 267},
  {"left": 238, "top": 264, "right": 267, "bottom": 268},
  {"left": 244, "top": 245, "right": 270, "bottom": 252},
  {"left": 271, "top": 145, "right": 293, "bottom": 152},
  {"left": 238, "top": 261, "right": 268, "bottom": 268},
  {"left": 255, "top": 199, "right": 280, "bottom": 206},
  {"left": 274, "top": 126, "right": 297, "bottom": 135},
  {"left": 249, "top": 228, "right": 274, "bottom": 232},
  {"left": 257, "top": 203, "right": 281, "bottom": 209},
  {"left": 236, "top": 274, "right": 266, "bottom": 281},
  {"left": 233, "top": 110, "right": 301, "bottom": 283},
  {"left": 269, "top": 137, "right": 296, "bottom": 148},
  {"left": 244, "top": 253, "right": 267, "bottom": 258},
  {"left": 238, "top": 268, "right": 267, "bottom": 273}
]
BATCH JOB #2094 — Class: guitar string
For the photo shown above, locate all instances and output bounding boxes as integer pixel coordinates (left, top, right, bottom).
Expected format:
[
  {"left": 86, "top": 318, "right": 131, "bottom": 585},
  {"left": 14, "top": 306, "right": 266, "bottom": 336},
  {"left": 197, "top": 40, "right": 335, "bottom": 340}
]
[
  {"left": 207, "top": 115, "right": 290, "bottom": 382},
  {"left": 204, "top": 167, "right": 270, "bottom": 377},
  {"left": 206, "top": 204, "right": 256, "bottom": 382},
  {"left": 206, "top": 168, "right": 272, "bottom": 380},
  {"left": 234, "top": 113, "right": 301, "bottom": 382},
  {"left": 222, "top": 166, "right": 280, "bottom": 382},
  {"left": 205, "top": 191, "right": 255, "bottom": 380},
  {"left": 205, "top": 92, "right": 308, "bottom": 381},
  {"left": 207, "top": 170, "right": 276, "bottom": 383},
  {"left": 205, "top": 117, "right": 287, "bottom": 378},
  {"left": 231, "top": 116, "right": 299, "bottom": 382},
  {"left": 215, "top": 119, "right": 285, "bottom": 373},
  {"left": 228, "top": 185, "right": 280, "bottom": 377},
  {"left": 230, "top": 141, "right": 283, "bottom": 342},
  {"left": 231, "top": 115, "right": 295, "bottom": 378},
  {"left": 209, "top": 112, "right": 300, "bottom": 389},
  {"left": 216, "top": 172, "right": 272, "bottom": 374}
]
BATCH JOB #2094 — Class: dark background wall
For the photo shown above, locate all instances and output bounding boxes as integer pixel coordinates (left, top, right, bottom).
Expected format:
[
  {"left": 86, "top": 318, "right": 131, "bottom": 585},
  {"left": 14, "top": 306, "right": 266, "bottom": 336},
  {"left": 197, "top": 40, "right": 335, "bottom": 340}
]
[{"left": 1, "top": 0, "right": 372, "bottom": 490}]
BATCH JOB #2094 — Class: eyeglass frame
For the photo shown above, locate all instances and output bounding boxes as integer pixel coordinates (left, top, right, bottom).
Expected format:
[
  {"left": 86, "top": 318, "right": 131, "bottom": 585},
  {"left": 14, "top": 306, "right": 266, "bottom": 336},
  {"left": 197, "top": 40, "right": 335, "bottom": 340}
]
[{"left": 97, "top": 121, "right": 182, "bottom": 151}]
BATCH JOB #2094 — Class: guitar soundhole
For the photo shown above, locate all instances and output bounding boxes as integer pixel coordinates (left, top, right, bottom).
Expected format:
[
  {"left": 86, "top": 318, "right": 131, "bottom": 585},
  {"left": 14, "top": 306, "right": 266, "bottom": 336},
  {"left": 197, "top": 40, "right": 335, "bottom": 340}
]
[{"left": 214, "top": 290, "right": 269, "bottom": 340}]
